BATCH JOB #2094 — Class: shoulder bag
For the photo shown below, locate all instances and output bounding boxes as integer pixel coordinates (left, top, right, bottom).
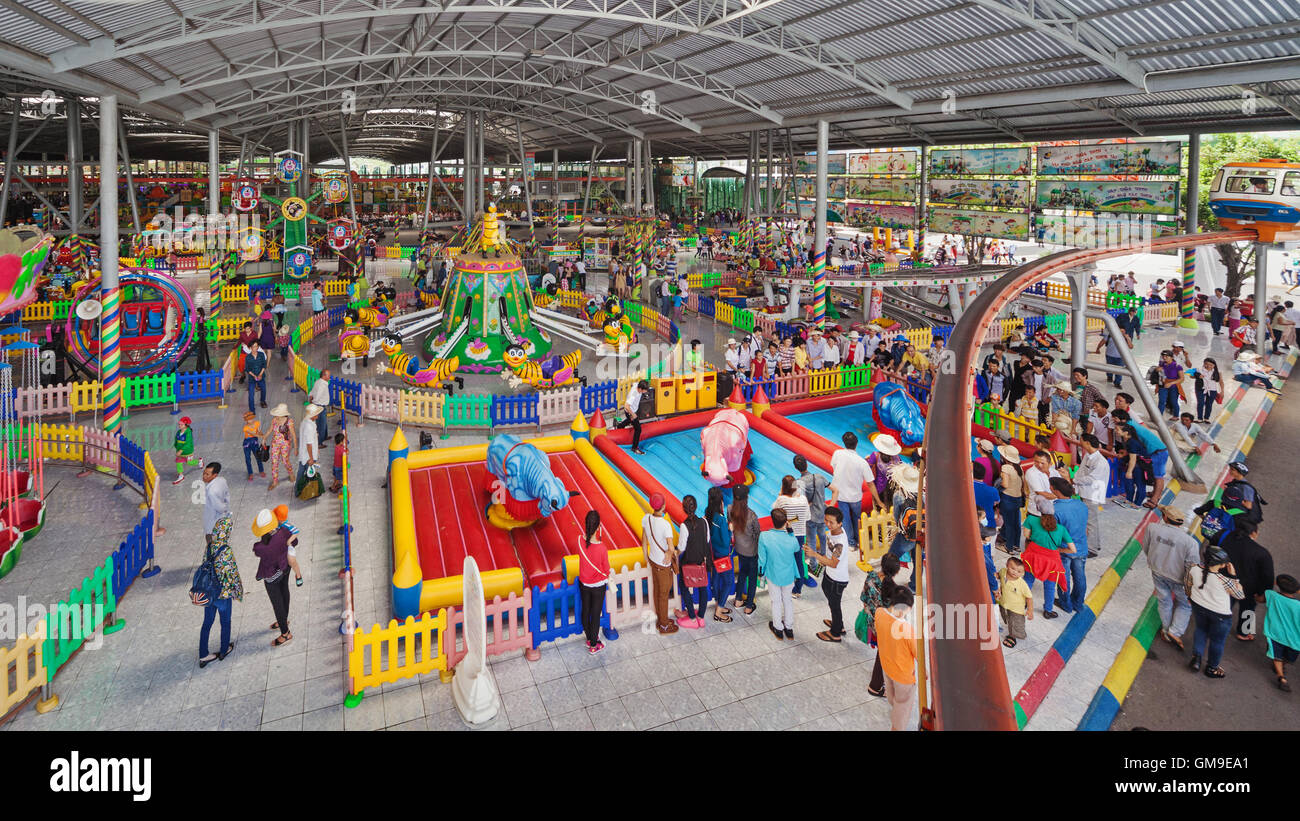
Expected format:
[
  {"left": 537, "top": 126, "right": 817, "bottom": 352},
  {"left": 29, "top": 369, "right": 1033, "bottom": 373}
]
[
  {"left": 189, "top": 542, "right": 221, "bottom": 606},
  {"left": 680, "top": 519, "right": 710, "bottom": 588},
  {"left": 577, "top": 538, "right": 609, "bottom": 584}
]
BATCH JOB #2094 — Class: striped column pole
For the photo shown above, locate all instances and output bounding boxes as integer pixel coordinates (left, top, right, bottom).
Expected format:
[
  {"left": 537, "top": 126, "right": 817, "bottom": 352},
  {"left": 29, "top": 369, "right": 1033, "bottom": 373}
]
[
  {"left": 209, "top": 257, "right": 223, "bottom": 318},
  {"left": 811, "top": 246, "right": 827, "bottom": 325},
  {"left": 101, "top": 285, "right": 123, "bottom": 434},
  {"left": 1178, "top": 248, "right": 1197, "bottom": 329}
]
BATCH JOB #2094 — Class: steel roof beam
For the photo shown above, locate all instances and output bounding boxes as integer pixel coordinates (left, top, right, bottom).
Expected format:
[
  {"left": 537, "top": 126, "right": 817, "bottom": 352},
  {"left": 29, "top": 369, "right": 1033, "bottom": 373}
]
[
  {"left": 1074, "top": 98, "right": 1146, "bottom": 136},
  {"left": 1240, "top": 83, "right": 1300, "bottom": 124}
]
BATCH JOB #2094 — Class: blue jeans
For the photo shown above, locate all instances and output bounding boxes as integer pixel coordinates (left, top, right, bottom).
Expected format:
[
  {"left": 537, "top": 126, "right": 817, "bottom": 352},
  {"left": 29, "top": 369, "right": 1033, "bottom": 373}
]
[
  {"left": 1123, "top": 470, "right": 1146, "bottom": 507},
  {"left": 1157, "top": 385, "right": 1179, "bottom": 417},
  {"left": 982, "top": 543, "right": 997, "bottom": 601},
  {"left": 1105, "top": 354, "right": 1125, "bottom": 387},
  {"left": 242, "top": 437, "right": 264, "bottom": 476},
  {"left": 1023, "top": 570, "right": 1057, "bottom": 614},
  {"left": 316, "top": 409, "right": 329, "bottom": 444},
  {"left": 678, "top": 573, "right": 709, "bottom": 619},
  {"left": 1235, "top": 373, "right": 1273, "bottom": 389},
  {"left": 805, "top": 519, "right": 827, "bottom": 558},
  {"left": 836, "top": 500, "right": 863, "bottom": 549},
  {"left": 735, "top": 555, "right": 759, "bottom": 605},
  {"left": 1152, "top": 572, "right": 1192, "bottom": 637},
  {"left": 999, "top": 492, "right": 1023, "bottom": 549},
  {"left": 1057, "top": 554, "right": 1087, "bottom": 612},
  {"left": 199, "top": 597, "right": 232, "bottom": 658},
  {"left": 1196, "top": 388, "right": 1218, "bottom": 421},
  {"left": 248, "top": 377, "right": 265, "bottom": 411},
  {"left": 711, "top": 564, "right": 735, "bottom": 610},
  {"left": 1191, "top": 601, "right": 1231, "bottom": 668}
]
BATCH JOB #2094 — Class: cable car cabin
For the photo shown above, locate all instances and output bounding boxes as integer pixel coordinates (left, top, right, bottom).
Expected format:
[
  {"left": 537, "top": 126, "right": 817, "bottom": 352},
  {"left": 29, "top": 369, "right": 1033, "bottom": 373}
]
[
  {"left": 1208, "top": 159, "right": 1300, "bottom": 242},
  {"left": 76, "top": 283, "right": 177, "bottom": 369}
]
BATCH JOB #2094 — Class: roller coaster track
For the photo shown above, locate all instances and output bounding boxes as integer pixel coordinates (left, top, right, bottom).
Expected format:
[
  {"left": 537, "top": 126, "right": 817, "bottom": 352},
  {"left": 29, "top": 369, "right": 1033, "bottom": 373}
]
[{"left": 924, "top": 229, "right": 1256, "bottom": 731}]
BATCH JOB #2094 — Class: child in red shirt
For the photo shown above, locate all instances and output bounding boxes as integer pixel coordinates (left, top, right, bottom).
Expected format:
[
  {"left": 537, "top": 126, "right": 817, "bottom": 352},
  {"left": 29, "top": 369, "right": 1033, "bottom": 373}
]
[{"left": 329, "top": 432, "right": 348, "bottom": 494}]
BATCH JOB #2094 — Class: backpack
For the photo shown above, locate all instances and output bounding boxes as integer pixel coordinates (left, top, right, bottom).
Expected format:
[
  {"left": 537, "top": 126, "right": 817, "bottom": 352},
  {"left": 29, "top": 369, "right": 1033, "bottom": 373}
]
[
  {"left": 1221, "top": 480, "right": 1265, "bottom": 524},
  {"left": 897, "top": 502, "right": 918, "bottom": 541},
  {"left": 189, "top": 543, "right": 221, "bottom": 606},
  {"left": 1198, "top": 505, "right": 1237, "bottom": 546},
  {"left": 1147, "top": 365, "right": 1161, "bottom": 387}
]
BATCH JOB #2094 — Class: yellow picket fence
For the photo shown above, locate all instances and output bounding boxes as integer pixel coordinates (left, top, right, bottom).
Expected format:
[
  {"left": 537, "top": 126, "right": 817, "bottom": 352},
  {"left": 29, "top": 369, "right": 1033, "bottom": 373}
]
[
  {"left": 809, "top": 367, "right": 844, "bottom": 395},
  {"left": 902, "top": 327, "right": 932, "bottom": 350},
  {"left": 0, "top": 623, "right": 46, "bottom": 718},
  {"left": 398, "top": 390, "right": 446, "bottom": 428},
  {"left": 981, "top": 408, "right": 1055, "bottom": 443},
  {"left": 39, "top": 422, "right": 87, "bottom": 462},
  {"left": 221, "top": 284, "right": 249, "bottom": 304},
  {"left": 348, "top": 611, "right": 448, "bottom": 697},
  {"left": 858, "top": 506, "right": 897, "bottom": 567}
]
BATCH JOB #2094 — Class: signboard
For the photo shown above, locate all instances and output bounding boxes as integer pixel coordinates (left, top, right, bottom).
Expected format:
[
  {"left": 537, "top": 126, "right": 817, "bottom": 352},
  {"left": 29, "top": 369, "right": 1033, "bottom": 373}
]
[
  {"left": 847, "top": 177, "right": 916, "bottom": 203},
  {"left": 322, "top": 176, "right": 349, "bottom": 204},
  {"left": 582, "top": 236, "right": 612, "bottom": 269},
  {"left": 928, "top": 207, "right": 1030, "bottom": 240},
  {"left": 929, "top": 148, "right": 1031, "bottom": 176},
  {"left": 928, "top": 178, "right": 1030, "bottom": 208},
  {"left": 829, "top": 178, "right": 847, "bottom": 199},
  {"left": 847, "top": 150, "right": 918, "bottom": 175},
  {"left": 524, "top": 151, "right": 535, "bottom": 186},
  {"left": 276, "top": 154, "right": 302, "bottom": 183},
  {"left": 1037, "top": 141, "right": 1182, "bottom": 176},
  {"left": 280, "top": 196, "right": 308, "bottom": 221},
  {"left": 843, "top": 202, "right": 916, "bottom": 229},
  {"left": 1035, "top": 180, "right": 1180, "bottom": 215},
  {"left": 1039, "top": 213, "right": 1178, "bottom": 248},
  {"left": 794, "top": 153, "right": 847, "bottom": 175}
]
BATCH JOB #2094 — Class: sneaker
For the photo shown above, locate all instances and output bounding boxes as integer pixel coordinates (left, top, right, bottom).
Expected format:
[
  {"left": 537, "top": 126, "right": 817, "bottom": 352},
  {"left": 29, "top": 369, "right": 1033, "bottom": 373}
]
[
  {"left": 802, "top": 576, "right": 818, "bottom": 589},
  {"left": 680, "top": 617, "right": 701, "bottom": 630},
  {"left": 588, "top": 642, "right": 605, "bottom": 655},
  {"left": 768, "top": 621, "right": 784, "bottom": 640},
  {"left": 783, "top": 628, "right": 795, "bottom": 640},
  {"left": 172, "top": 474, "right": 185, "bottom": 485},
  {"left": 632, "top": 448, "right": 646, "bottom": 455}
]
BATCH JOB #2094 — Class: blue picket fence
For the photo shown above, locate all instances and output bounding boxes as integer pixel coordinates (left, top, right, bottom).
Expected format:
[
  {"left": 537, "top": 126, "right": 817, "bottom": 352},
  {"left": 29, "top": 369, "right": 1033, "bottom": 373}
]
[
  {"left": 1023, "top": 315, "right": 1045, "bottom": 335},
  {"left": 932, "top": 325, "right": 954, "bottom": 343},
  {"left": 738, "top": 376, "right": 776, "bottom": 402},
  {"left": 529, "top": 576, "right": 615, "bottom": 651},
  {"left": 327, "top": 305, "right": 346, "bottom": 328},
  {"left": 329, "top": 377, "right": 363, "bottom": 415},
  {"left": 174, "top": 370, "right": 224, "bottom": 404},
  {"left": 696, "top": 295, "right": 715, "bottom": 318},
  {"left": 905, "top": 375, "right": 931, "bottom": 404},
  {"left": 118, "top": 435, "right": 146, "bottom": 488},
  {"left": 491, "top": 393, "right": 540, "bottom": 427},
  {"left": 580, "top": 380, "right": 617, "bottom": 414},
  {"left": 111, "top": 510, "right": 155, "bottom": 599}
]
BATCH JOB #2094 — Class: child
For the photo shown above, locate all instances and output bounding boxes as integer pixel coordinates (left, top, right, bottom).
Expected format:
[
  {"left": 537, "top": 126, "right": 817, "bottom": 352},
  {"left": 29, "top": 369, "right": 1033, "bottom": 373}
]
[
  {"left": 1264, "top": 574, "right": 1300, "bottom": 693},
  {"left": 172, "top": 416, "right": 202, "bottom": 484},
  {"left": 1015, "top": 385, "right": 1037, "bottom": 421},
  {"left": 996, "top": 556, "right": 1033, "bottom": 648},
  {"left": 277, "top": 324, "right": 291, "bottom": 363},
  {"left": 329, "top": 432, "right": 348, "bottom": 494},
  {"left": 272, "top": 504, "right": 304, "bottom": 587},
  {"left": 242, "top": 411, "right": 266, "bottom": 480}
]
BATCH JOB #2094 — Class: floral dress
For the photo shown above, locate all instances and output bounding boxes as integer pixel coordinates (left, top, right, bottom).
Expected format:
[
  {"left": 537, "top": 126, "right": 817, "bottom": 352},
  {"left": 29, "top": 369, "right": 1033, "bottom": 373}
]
[
  {"left": 268, "top": 417, "right": 294, "bottom": 482},
  {"left": 859, "top": 570, "right": 885, "bottom": 647},
  {"left": 210, "top": 515, "right": 244, "bottom": 601}
]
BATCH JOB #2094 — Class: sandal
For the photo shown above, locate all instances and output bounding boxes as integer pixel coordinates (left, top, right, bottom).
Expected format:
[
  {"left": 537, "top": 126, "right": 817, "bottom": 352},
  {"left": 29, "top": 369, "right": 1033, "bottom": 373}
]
[
  {"left": 295, "top": 576, "right": 304, "bottom": 587},
  {"left": 816, "top": 630, "right": 841, "bottom": 643},
  {"left": 743, "top": 605, "right": 756, "bottom": 616},
  {"left": 270, "top": 622, "right": 280, "bottom": 631},
  {"left": 1277, "top": 676, "right": 1292, "bottom": 693},
  {"left": 867, "top": 686, "right": 885, "bottom": 698},
  {"left": 713, "top": 612, "right": 733, "bottom": 623},
  {"left": 272, "top": 632, "right": 293, "bottom": 647},
  {"left": 1204, "top": 666, "right": 1226, "bottom": 679},
  {"left": 1003, "top": 637, "right": 1017, "bottom": 648},
  {"left": 1235, "top": 633, "right": 1255, "bottom": 641}
]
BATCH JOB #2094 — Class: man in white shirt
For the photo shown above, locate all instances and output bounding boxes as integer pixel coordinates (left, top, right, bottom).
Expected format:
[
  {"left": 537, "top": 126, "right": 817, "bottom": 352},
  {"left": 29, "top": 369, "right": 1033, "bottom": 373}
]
[
  {"left": 737, "top": 336, "right": 753, "bottom": 373},
  {"left": 828, "top": 431, "right": 872, "bottom": 550},
  {"left": 202, "top": 463, "right": 229, "bottom": 546},
  {"left": 1207, "top": 288, "right": 1230, "bottom": 335},
  {"left": 804, "top": 507, "right": 852, "bottom": 641},
  {"left": 309, "top": 368, "right": 332, "bottom": 446},
  {"left": 806, "top": 328, "right": 828, "bottom": 370},
  {"left": 1172, "top": 412, "right": 1220, "bottom": 453},
  {"left": 1073, "top": 434, "right": 1110, "bottom": 558},
  {"left": 724, "top": 339, "right": 740, "bottom": 373},
  {"left": 614, "top": 379, "right": 649, "bottom": 454},
  {"left": 297, "top": 404, "right": 323, "bottom": 493},
  {"left": 1023, "top": 450, "right": 1061, "bottom": 518},
  {"left": 641, "top": 493, "right": 679, "bottom": 634}
]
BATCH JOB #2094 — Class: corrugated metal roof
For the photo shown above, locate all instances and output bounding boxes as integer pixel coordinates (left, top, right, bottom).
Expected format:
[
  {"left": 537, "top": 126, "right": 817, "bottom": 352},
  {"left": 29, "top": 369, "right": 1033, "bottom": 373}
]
[{"left": 0, "top": 0, "right": 1296, "bottom": 159}]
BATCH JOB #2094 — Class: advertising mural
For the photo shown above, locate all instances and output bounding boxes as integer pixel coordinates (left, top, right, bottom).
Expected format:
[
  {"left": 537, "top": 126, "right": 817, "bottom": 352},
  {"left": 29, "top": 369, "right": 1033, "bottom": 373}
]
[
  {"left": 847, "top": 177, "right": 916, "bottom": 203},
  {"left": 1036, "top": 141, "right": 1182, "bottom": 176},
  {"left": 843, "top": 202, "right": 916, "bottom": 229},
  {"left": 929, "top": 147, "right": 1032, "bottom": 176},
  {"left": 1035, "top": 180, "right": 1180, "bottom": 215},
  {"left": 928, "top": 178, "right": 1030, "bottom": 208},
  {"left": 1039, "top": 213, "right": 1178, "bottom": 248},
  {"left": 795, "top": 153, "right": 848, "bottom": 175},
  {"left": 847, "top": 150, "right": 919, "bottom": 175},
  {"left": 928, "top": 208, "right": 1029, "bottom": 240}
]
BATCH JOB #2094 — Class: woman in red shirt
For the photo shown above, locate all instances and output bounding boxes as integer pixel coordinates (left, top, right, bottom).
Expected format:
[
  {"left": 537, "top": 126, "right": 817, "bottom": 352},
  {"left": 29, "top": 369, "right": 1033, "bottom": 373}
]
[{"left": 577, "top": 510, "right": 611, "bottom": 654}]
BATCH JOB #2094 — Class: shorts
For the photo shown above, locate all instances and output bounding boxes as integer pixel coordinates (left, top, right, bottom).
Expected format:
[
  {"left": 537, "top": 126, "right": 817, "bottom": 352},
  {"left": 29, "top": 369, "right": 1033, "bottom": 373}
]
[
  {"left": 1150, "top": 448, "right": 1169, "bottom": 479},
  {"left": 1272, "top": 640, "right": 1300, "bottom": 664},
  {"left": 333, "top": 466, "right": 344, "bottom": 480}
]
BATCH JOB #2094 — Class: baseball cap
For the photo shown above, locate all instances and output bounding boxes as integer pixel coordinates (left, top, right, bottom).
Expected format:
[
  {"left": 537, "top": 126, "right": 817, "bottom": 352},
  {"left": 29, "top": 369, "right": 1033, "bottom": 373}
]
[
  {"left": 1228, "top": 461, "right": 1249, "bottom": 475},
  {"left": 649, "top": 492, "right": 666, "bottom": 511},
  {"left": 1172, "top": 340, "right": 1185, "bottom": 347}
]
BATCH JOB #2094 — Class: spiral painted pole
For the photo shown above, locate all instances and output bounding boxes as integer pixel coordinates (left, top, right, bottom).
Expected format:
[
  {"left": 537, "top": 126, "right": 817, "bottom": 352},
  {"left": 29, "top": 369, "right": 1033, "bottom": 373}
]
[
  {"left": 811, "top": 245, "right": 827, "bottom": 325},
  {"left": 101, "top": 286, "right": 123, "bottom": 434},
  {"left": 209, "top": 257, "right": 223, "bottom": 319},
  {"left": 1179, "top": 248, "right": 1197, "bottom": 329}
]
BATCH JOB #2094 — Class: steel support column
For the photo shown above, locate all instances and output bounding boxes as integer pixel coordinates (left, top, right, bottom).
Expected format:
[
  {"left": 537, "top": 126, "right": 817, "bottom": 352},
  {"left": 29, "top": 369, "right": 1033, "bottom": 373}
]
[
  {"left": 516, "top": 119, "right": 533, "bottom": 232},
  {"left": 1067, "top": 270, "right": 1087, "bottom": 368},
  {"left": 0, "top": 103, "right": 18, "bottom": 226},
  {"left": 1255, "top": 242, "right": 1269, "bottom": 357},
  {"left": 765, "top": 128, "right": 773, "bottom": 219},
  {"left": 99, "top": 95, "right": 123, "bottom": 435},
  {"left": 478, "top": 114, "right": 486, "bottom": 212},
  {"left": 423, "top": 119, "right": 439, "bottom": 229},
  {"left": 208, "top": 129, "right": 220, "bottom": 216},
  {"left": 66, "top": 98, "right": 83, "bottom": 232},
  {"left": 339, "top": 117, "right": 358, "bottom": 223},
  {"left": 643, "top": 140, "right": 654, "bottom": 216},
  {"left": 581, "top": 144, "right": 597, "bottom": 220}
]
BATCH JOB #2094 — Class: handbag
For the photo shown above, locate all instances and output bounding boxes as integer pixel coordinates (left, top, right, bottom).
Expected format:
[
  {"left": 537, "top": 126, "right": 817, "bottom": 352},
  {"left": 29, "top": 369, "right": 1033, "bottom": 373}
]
[
  {"left": 712, "top": 554, "right": 733, "bottom": 574},
  {"left": 854, "top": 609, "right": 872, "bottom": 645},
  {"left": 296, "top": 465, "right": 324, "bottom": 500},
  {"left": 189, "top": 542, "right": 221, "bottom": 606},
  {"left": 257, "top": 444, "right": 271, "bottom": 462},
  {"left": 681, "top": 563, "right": 709, "bottom": 589}
]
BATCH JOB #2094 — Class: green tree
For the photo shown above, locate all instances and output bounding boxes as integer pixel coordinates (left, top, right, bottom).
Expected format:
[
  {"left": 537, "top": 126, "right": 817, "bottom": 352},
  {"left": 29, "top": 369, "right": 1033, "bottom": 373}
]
[{"left": 1196, "top": 133, "right": 1300, "bottom": 296}]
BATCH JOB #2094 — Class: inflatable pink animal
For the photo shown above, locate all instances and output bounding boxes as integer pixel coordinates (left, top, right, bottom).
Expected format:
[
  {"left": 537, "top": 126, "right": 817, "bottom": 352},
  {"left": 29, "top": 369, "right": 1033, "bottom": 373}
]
[{"left": 700, "top": 409, "right": 753, "bottom": 488}]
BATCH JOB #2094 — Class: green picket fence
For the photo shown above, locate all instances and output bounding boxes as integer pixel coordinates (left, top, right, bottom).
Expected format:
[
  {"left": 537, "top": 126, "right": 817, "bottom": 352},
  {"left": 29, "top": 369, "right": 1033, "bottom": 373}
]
[
  {"left": 444, "top": 394, "right": 492, "bottom": 428},
  {"left": 123, "top": 372, "right": 177, "bottom": 411},
  {"left": 1044, "top": 314, "right": 1068, "bottom": 335},
  {"left": 43, "top": 555, "right": 122, "bottom": 684},
  {"left": 843, "top": 363, "right": 872, "bottom": 390},
  {"left": 732, "top": 309, "right": 755, "bottom": 333}
]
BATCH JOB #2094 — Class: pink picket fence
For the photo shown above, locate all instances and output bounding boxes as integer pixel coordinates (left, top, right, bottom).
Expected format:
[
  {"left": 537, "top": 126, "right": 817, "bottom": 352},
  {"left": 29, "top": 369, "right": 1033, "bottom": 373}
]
[
  {"left": 361, "top": 384, "right": 402, "bottom": 422},
  {"left": 537, "top": 385, "right": 583, "bottom": 425},
  {"left": 443, "top": 589, "right": 534, "bottom": 670},
  {"left": 82, "top": 427, "right": 120, "bottom": 474},
  {"left": 15, "top": 382, "right": 74, "bottom": 419}
]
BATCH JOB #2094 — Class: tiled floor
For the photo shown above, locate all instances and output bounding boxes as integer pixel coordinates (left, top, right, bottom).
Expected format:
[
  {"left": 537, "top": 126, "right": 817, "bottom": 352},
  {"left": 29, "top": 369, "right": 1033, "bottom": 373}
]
[{"left": 2, "top": 246, "right": 1291, "bottom": 732}]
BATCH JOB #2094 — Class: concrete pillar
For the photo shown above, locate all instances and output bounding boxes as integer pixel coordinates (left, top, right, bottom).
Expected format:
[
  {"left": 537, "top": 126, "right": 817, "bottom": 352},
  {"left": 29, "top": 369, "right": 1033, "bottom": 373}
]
[{"left": 1068, "top": 271, "right": 1087, "bottom": 367}]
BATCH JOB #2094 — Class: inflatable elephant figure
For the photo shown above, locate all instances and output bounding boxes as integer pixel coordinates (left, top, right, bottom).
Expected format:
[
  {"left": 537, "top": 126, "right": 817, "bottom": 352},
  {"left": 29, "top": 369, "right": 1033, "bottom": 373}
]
[
  {"left": 871, "top": 381, "right": 926, "bottom": 448},
  {"left": 701, "top": 409, "right": 752, "bottom": 487},
  {"left": 486, "top": 434, "right": 571, "bottom": 517}
]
